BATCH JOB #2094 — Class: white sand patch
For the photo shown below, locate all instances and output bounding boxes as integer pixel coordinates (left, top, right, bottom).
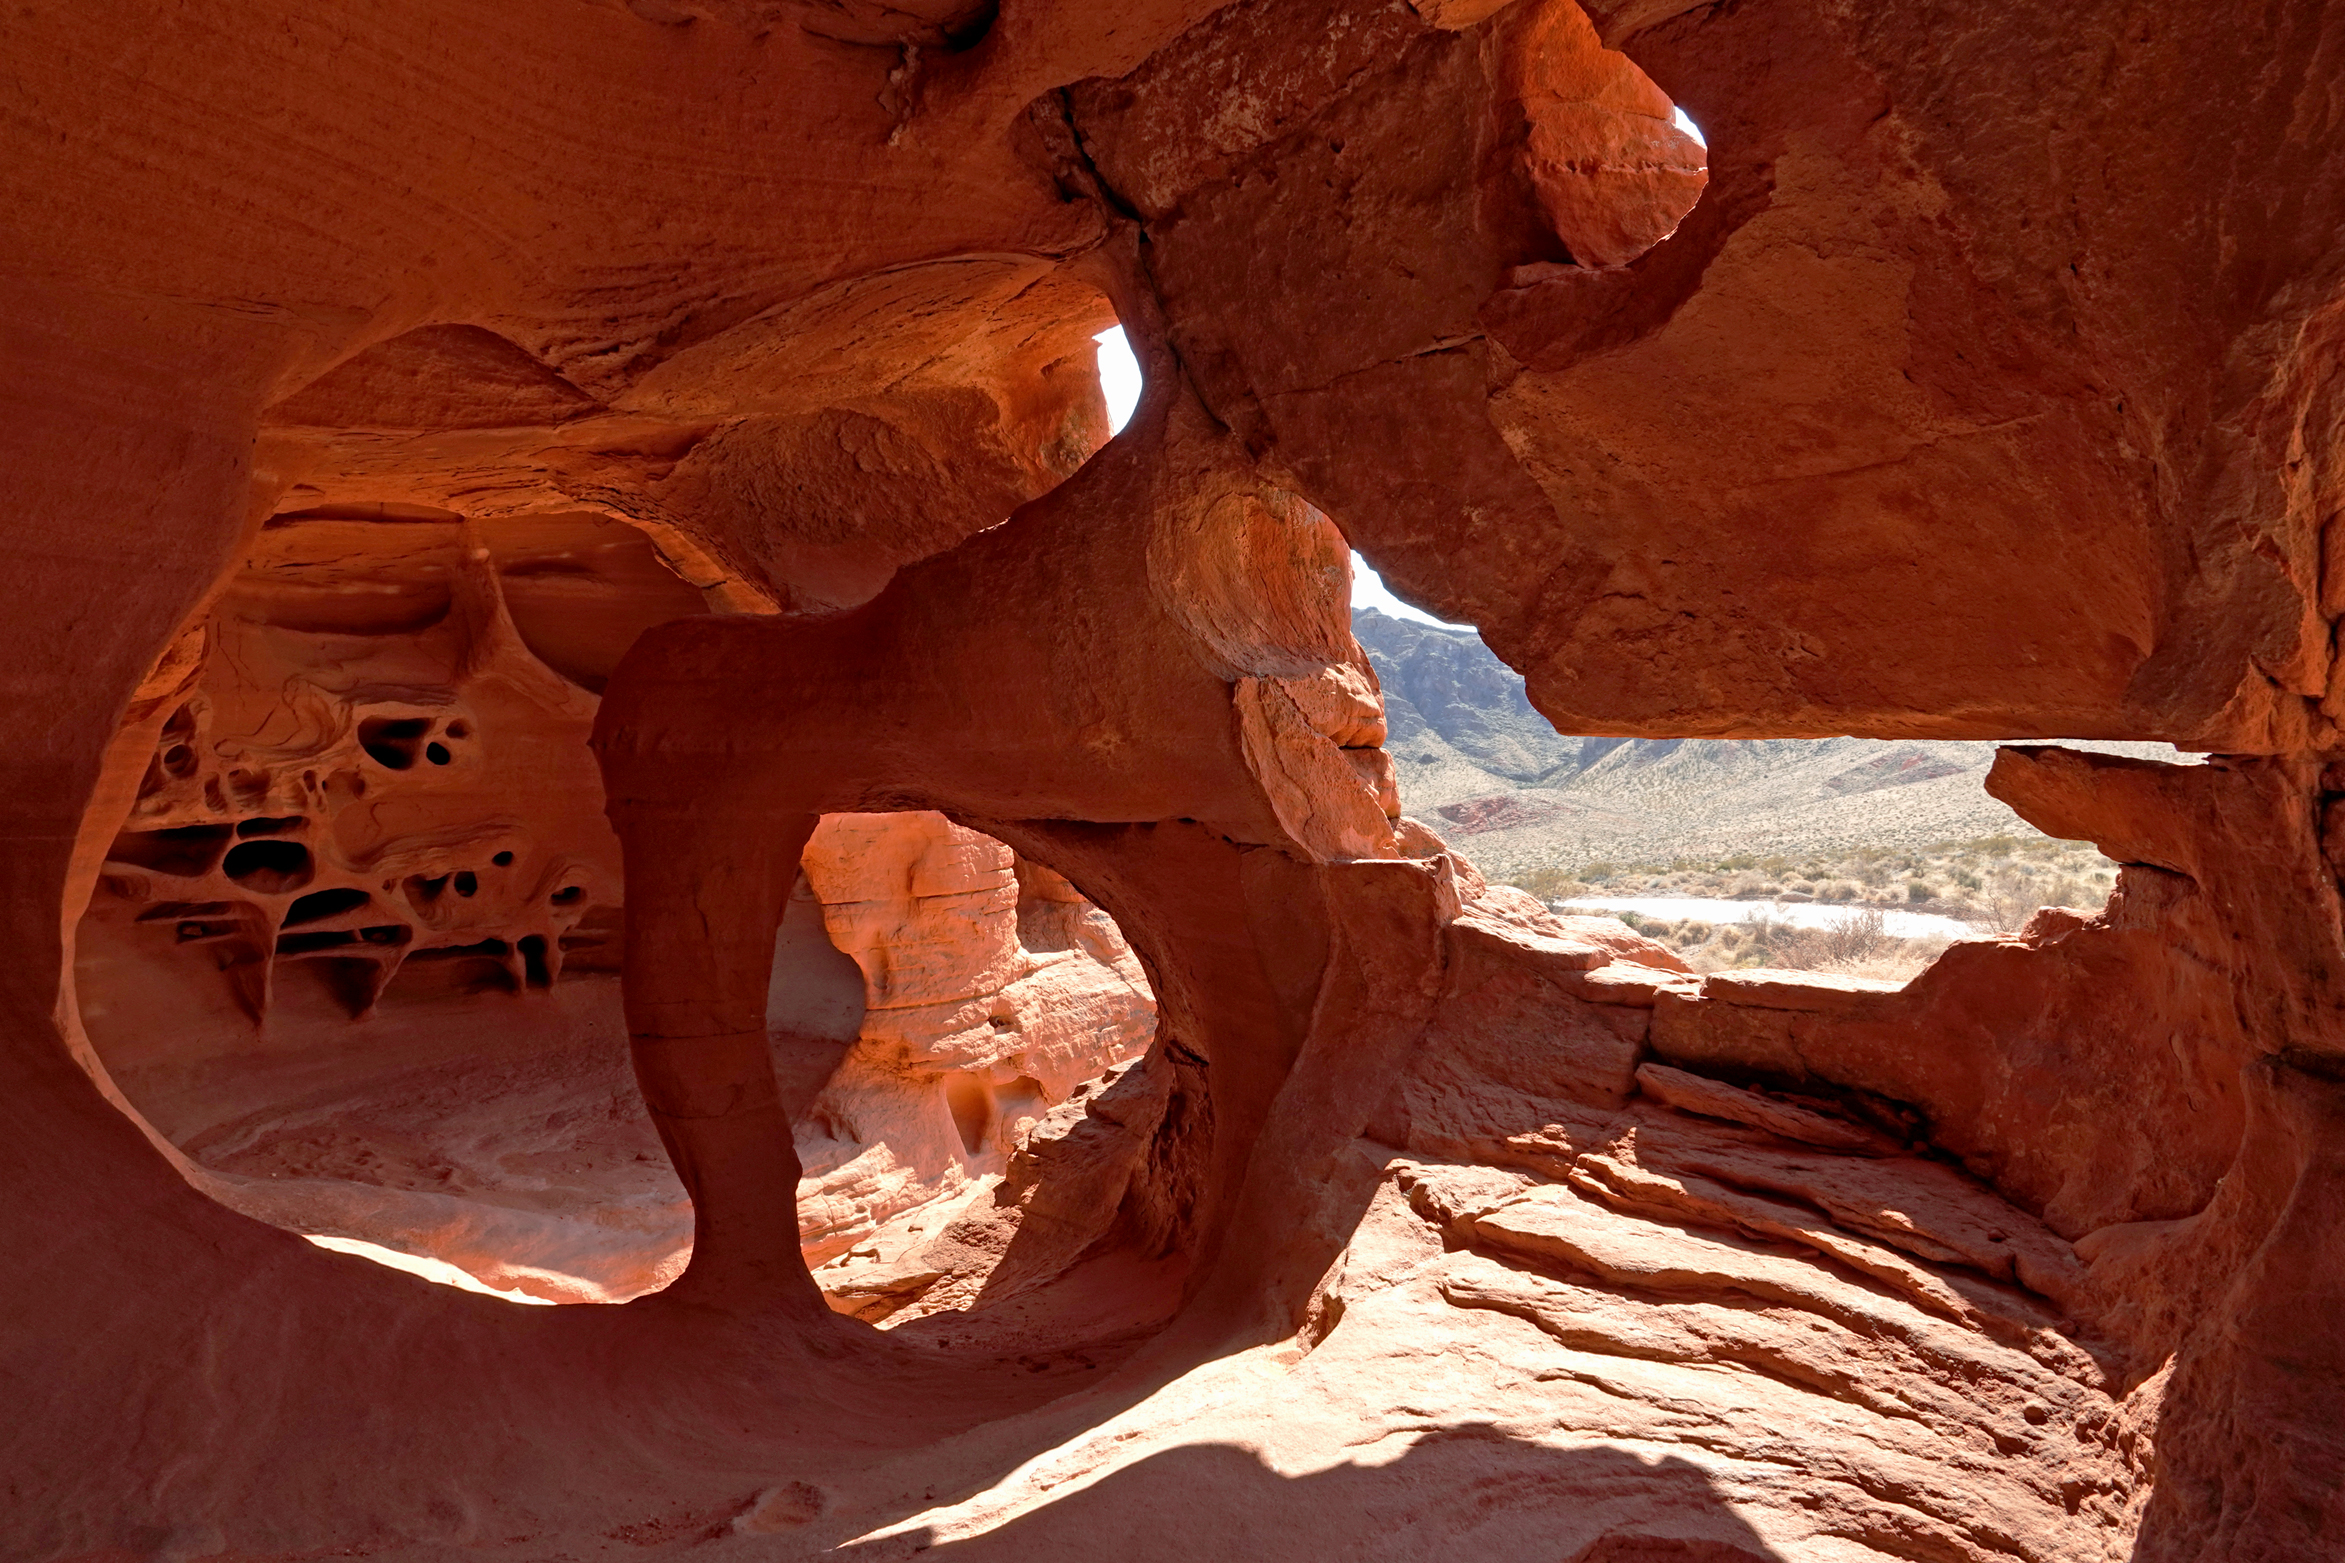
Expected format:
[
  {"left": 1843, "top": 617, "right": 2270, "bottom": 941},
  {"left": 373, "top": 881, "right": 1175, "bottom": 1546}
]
[{"left": 1559, "top": 896, "right": 1984, "bottom": 942}]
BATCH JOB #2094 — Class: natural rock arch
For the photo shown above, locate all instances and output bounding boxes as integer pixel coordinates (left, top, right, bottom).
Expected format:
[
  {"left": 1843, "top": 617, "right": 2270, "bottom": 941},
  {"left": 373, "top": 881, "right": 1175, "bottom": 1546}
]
[{"left": 6, "top": 0, "right": 2345, "bottom": 1556}]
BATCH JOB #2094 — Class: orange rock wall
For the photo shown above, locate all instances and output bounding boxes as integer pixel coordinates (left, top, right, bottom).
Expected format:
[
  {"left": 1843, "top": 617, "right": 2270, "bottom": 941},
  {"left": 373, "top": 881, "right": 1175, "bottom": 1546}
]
[
  {"left": 5, "top": 0, "right": 2345, "bottom": 1556},
  {"left": 793, "top": 811, "right": 1157, "bottom": 1272}
]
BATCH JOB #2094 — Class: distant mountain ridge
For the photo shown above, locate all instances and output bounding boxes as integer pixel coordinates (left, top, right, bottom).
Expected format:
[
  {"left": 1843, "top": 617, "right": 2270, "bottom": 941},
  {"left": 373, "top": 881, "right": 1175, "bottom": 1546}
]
[
  {"left": 1351, "top": 607, "right": 2176, "bottom": 875},
  {"left": 1348, "top": 609, "right": 1591, "bottom": 782}
]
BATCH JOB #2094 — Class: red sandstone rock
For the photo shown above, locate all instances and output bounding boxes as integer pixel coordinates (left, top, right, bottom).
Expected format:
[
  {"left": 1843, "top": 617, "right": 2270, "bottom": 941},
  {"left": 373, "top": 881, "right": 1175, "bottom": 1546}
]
[
  {"left": 5, "top": 0, "right": 2345, "bottom": 1555},
  {"left": 1634, "top": 1062, "right": 1903, "bottom": 1155},
  {"left": 69, "top": 519, "right": 1157, "bottom": 1305},
  {"left": 793, "top": 811, "right": 1155, "bottom": 1271}
]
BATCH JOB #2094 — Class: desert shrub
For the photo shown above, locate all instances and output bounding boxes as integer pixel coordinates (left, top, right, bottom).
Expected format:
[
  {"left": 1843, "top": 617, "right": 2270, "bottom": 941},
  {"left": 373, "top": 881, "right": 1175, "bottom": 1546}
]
[
  {"left": 1978, "top": 872, "right": 2045, "bottom": 933},
  {"left": 1510, "top": 865, "right": 1583, "bottom": 902},
  {"left": 1739, "top": 912, "right": 1817, "bottom": 968},
  {"left": 1502, "top": 834, "right": 2112, "bottom": 944},
  {"left": 1729, "top": 908, "right": 1908, "bottom": 972},
  {"left": 2048, "top": 876, "right": 2092, "bottom": 908},
  {"left": 1827, "top": 935, "right": 1953, "bottom": 982},
  {"left": 1649, "top": 919, "right": 1714, "bottom": 952},
  {"left": 1813, "top": 908, "right": 1894, "bottom": 963}
]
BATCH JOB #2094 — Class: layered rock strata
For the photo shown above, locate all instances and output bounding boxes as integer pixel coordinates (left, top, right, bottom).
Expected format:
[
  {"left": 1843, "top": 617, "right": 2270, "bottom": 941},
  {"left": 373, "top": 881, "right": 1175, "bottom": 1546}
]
[
  {"left": 6, "top": 0, "right": 2345, "bottom": 1556},
  {"left": 843, "top": 896, "right": 2148, "bottom": 1563}
]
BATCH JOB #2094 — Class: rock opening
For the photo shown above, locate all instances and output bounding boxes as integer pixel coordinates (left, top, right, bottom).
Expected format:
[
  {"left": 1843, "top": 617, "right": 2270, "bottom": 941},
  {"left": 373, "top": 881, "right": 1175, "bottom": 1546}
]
[
  {"left": 73, "top": 512, "right": 1168, "bottom": 1318},
  {"left": 15, "top": 0, "right": 2345, "bottom": 1553}
]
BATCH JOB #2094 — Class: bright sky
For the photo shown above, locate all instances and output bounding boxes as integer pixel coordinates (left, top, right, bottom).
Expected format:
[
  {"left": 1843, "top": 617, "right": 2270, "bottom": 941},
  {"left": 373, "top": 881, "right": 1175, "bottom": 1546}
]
[
  {"left": 1095, "top": 325, "right": 1143, "bottom": 434},
  {"left": 1093, "top": 326, "right": 1471, "bottom": 631}
]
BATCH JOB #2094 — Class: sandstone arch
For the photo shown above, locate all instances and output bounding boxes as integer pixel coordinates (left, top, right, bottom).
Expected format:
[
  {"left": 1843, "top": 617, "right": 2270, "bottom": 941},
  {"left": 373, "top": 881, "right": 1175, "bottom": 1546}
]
[{"left": 8, "top": 0, "right": 2345, "bottom": 1556}]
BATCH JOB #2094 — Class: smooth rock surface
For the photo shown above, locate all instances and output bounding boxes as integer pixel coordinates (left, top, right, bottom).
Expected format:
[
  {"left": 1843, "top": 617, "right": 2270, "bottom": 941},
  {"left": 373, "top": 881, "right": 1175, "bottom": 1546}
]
[{"left": 7, "top": 0, "right": 2345, "bottom": 1556}]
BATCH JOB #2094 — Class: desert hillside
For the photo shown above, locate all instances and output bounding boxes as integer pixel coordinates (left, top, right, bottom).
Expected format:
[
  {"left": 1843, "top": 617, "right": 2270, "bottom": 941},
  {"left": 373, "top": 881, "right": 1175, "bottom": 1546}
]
[{"left": 1355, "top": 608, "right": 2181, "bottom": 876}]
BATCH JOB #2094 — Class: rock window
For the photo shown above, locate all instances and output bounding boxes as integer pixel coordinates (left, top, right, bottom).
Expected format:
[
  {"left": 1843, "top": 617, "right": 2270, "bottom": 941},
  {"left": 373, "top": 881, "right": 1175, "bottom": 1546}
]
[{"left": 73, "top": 507, "right": 1163, "bottom": 1322}]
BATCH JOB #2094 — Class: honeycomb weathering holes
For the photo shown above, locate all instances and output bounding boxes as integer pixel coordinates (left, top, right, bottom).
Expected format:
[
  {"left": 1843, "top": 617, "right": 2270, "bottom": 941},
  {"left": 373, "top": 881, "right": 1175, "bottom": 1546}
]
[
  {"left": 222, "top": 839, "right": 312, "bottom": 894},
  {"left": 18, "top": 0, "right": 2345, "bottom": 1548},
  {"left": 281, "top": 888, "right": 369, "bottom": 927},
  {"left": 76, "top": 509, "right": 667, "bottom": 1298},
  {"left": 76, "top": 509, "right": 1167, "bottom": 1330},
  {"left": 358, "top": 715, "right": 463, "bottom": 771}
]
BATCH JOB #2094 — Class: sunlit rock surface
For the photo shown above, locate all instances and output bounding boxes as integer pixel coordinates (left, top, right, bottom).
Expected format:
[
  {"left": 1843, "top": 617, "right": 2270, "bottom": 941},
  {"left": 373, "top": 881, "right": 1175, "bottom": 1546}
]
[{"left": 9, "top": 0, "right": 2345, "bottom": 1556}]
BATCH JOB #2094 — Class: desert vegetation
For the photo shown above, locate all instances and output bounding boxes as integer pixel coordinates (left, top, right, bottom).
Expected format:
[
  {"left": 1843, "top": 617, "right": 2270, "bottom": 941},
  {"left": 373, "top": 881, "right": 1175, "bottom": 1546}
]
[
  {"left": 1512, "top": 834, "right": 2119, "bottom": 981},
  {"left": 1611, "top": 909, "right": 1945, "bottom": 981}
]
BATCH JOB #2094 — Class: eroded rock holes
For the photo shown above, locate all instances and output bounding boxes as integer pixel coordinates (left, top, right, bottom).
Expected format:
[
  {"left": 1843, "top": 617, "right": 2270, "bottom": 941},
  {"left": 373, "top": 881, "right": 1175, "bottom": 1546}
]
[{"left": 74, "top": 508, "right": 1164, "bottom": 1319}]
